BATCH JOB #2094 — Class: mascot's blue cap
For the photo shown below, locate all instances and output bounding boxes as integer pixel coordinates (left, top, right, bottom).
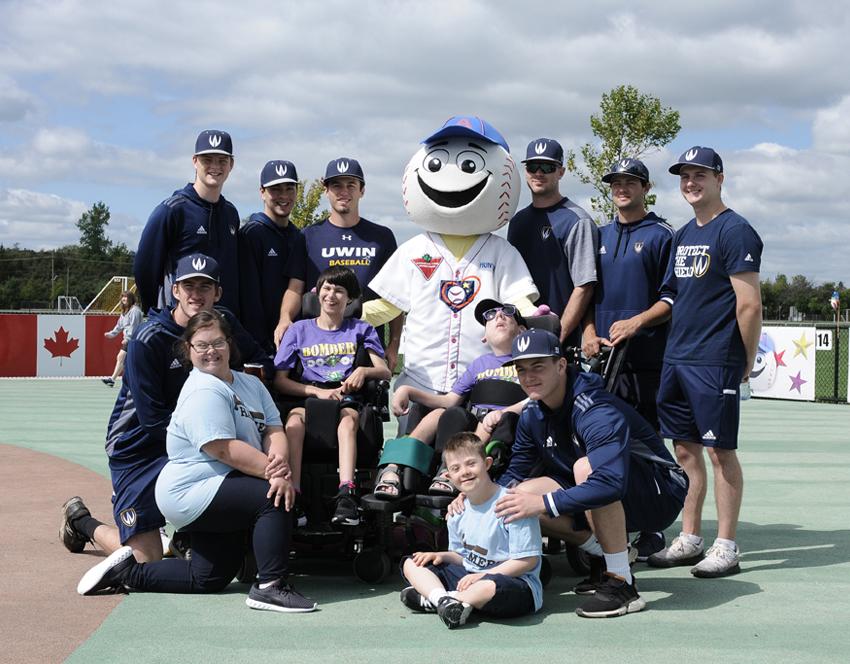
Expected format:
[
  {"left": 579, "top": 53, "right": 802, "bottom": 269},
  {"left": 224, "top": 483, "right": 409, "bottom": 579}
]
[{"left": 422, "top": 115, "right": 509, "bottom": 152}]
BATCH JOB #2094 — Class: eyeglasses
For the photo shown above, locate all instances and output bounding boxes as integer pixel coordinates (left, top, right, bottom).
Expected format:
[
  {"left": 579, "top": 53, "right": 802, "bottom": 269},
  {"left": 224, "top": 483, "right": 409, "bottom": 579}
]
[
  {"left": 190, "top": 337, "right": 229, "bottom": 353},
  {"left": 525, "top": 162, "right": 558, "bottom": 174},
  {"left": 483, "top": 305, "right": 517, "bottom": 321}
]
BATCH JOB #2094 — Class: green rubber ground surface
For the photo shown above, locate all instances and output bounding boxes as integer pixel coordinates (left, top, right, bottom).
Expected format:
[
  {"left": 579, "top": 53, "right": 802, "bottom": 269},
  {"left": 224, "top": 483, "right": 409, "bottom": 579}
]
[{"left": 1, "top": 380, "right": 848, "bottom": 663}]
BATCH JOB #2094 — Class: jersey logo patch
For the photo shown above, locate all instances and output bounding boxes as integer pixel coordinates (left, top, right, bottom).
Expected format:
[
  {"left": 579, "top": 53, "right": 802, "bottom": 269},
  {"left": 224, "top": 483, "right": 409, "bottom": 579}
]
[
  {"left": 702, "top": 430, "right": 717, "bottom": 441},
  {"left": 599, "top": 245, "right": 607, "bottom": 254},
  {"left": 169, "top": 358, "right": 182, "bottom": 369},
  {"left": 196, "top": 226, "right": 207, "bottom": 235},
  {"left": 268, "top": 248, "right": 278, "bottom": 257},
  {"left": 341, "top": 234, "right": 352, "bottom": 241},
  {"left": 634, "top": 241, "right": 644, "bottom": 253},
  {"left": 541, "top": 225, "right": 552, "bottom": 240},
  {"left": 745, "top": 253, "right": 753, "bottom": 261},
  {"left": 119, "top": 508, "right": 137, "bottom": 527},
  {"left": 439, "top": 277, "right": 481, "bottom": 312},
  {"left": 412, "top": 254, "right": 443, "bottom": 280}
]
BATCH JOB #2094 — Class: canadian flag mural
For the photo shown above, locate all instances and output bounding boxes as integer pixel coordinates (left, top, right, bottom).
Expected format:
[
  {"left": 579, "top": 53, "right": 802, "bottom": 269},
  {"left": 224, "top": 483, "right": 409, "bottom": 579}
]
[{"left": 37, "top": 315, "right": 86, "bottom": 376}]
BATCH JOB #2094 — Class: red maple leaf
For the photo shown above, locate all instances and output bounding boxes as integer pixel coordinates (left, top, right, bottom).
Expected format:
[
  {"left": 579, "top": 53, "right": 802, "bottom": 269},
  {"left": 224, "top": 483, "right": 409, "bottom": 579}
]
[{"left": 44, "top": 326, "right": 80, "bottom": 364}]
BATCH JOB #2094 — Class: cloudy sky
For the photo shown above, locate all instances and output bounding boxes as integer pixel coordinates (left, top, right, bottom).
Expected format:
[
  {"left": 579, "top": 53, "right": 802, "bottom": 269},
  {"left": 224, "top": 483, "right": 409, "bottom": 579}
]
[{"left": 1, "top": 0, "right": 848, "bottom": 282}]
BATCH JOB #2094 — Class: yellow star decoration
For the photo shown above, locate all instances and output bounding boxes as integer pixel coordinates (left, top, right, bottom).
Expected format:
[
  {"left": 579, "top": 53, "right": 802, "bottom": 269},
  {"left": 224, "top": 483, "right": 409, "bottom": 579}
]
[{"left": 792, "top": 332, "right": 813, "bottom": 359}]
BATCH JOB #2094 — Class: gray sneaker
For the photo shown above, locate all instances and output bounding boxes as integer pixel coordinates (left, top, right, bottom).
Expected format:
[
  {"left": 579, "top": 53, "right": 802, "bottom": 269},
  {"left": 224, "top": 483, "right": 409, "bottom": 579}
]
[
  {"left": 647, "top": 534, "right": 704, "bottom": 568},
  {"left": 691, "top": 543, "right": 740, "bottom": 578},
  {"left": 245, "top": 581, "right": 317, "bottom": 613}
]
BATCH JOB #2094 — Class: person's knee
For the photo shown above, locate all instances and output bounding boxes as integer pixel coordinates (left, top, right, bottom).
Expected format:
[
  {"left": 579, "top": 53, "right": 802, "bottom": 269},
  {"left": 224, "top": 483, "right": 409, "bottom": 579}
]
[
  {"left": 339, "top": 410, "right": 358, "bottom": 433},
  {"left": 126, "top": 530, "right": 164, "bottom": 563},
  {"left": 573, "top": 457, "right": 592, "bottom": 484},
  {"left": 707, "top": 447, "right": 738, "bottom": 468}
]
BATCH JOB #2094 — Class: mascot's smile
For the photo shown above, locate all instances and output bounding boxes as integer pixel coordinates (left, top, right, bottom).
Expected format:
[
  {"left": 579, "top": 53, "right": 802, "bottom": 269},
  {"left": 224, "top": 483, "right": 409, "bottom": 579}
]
[{"left": 416, "top": 170, "right": 490, "bottom": 208}]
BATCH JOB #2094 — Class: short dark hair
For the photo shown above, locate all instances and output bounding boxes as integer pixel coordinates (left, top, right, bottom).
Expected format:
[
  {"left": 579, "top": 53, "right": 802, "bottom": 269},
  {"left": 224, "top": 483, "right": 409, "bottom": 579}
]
[
  {"left": 176, "top": 309, "right": 241, "bottom": 369},
  {"left": 316, "top": 266, "right": 361, "bottom": 301},
  {"left": 443, "top": 432, "right": 487, "bottom": 460}
]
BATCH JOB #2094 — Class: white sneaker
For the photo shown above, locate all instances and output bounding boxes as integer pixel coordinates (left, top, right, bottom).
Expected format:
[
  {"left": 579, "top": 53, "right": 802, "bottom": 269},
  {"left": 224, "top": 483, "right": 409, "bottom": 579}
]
[
  {"left": 647, "top": 534, "right": 704, "bottom": 568},
  {"left": 690, "top": 543, "right": 740, "bottom": 578}
]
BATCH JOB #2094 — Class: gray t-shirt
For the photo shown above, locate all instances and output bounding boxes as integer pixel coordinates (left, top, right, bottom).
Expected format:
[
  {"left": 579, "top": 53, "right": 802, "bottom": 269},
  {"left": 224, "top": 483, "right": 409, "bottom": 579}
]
[{"left": 155, "top": 368, "right": 282, "bottom": 529}]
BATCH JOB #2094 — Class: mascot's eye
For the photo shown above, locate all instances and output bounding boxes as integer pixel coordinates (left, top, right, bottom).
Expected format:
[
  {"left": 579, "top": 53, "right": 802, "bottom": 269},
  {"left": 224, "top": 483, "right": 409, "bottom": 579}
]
[
  {"left": 456, "top": 151, "right": 485, "bottom": 174},
  {"left": 423, "top": 148, "right": 450, "bottom": 173}
]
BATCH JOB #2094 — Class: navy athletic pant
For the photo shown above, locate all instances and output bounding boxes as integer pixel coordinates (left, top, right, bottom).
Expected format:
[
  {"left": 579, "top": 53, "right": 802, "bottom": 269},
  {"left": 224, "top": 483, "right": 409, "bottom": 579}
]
[{"left": 125, "top": 471, "right": 292, "bottom": 592}]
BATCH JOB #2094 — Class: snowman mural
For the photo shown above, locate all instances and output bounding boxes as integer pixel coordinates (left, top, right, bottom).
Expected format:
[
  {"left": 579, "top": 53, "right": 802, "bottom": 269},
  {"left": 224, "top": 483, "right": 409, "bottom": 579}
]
[{"left": 365, "top": 116, "right": 539, "bottom": 400}]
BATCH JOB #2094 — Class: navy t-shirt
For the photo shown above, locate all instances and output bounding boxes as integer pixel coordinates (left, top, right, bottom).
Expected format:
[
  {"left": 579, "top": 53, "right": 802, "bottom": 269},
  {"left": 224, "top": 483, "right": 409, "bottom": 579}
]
[
  {"left": 238, "top": 213, "right": 307, "bottom": 354},
  {"left": 595, "top": 212, "right": 673, "bottom": 372},
  {"left": 303, "top": 218, "right": 397, "bottom": 301},
  {"left": 660, "top": 209, "right": 762, "bottom": 369}
]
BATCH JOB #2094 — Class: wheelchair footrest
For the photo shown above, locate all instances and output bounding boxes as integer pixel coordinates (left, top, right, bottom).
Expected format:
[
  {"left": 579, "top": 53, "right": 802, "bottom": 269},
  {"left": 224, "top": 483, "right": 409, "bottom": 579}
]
[{"left": 361, "top": 493, "right": 416, "bottom": 513}]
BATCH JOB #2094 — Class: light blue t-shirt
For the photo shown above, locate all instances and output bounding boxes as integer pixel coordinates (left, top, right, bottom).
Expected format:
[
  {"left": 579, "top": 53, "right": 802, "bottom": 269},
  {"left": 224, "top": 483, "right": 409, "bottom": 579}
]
[
  {"left": 155, "top": 368, "right": 282, "bottom": 530},
  {"left": 447, "top": 484, "right": 543, "bottom": 611}
]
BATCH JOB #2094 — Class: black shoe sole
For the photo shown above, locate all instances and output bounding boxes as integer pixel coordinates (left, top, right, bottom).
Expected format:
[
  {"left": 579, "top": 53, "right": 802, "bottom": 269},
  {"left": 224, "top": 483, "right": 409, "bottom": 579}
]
[
  {"left": 60, "top": 497, "right": 90, "bottom": 553},
  {"left": 438, "top": 602, "right": 472, "bottom": 629},
  {"left": 576, "top": 595, "right": 647, "bottom": 618},
  {"left": 647, "top": 553, "right": 704, "bottom": 568},
  {"left": 691, "top": 562, "right": 741, "bottom": 578}
]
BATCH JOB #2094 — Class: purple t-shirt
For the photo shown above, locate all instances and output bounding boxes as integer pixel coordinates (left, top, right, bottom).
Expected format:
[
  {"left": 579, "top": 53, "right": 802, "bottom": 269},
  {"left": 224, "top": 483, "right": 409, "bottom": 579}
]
[
  {"left": 274, "top": 318, "right": 384, "bottom": 384},
  {"left": 451, "top": 352, "right": 518, "bottom": 410}
]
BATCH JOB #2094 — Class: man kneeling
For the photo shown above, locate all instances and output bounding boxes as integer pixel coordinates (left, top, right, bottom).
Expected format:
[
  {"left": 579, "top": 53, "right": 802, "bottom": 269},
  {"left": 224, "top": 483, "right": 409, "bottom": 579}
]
[
  {"left": 491, "top": 328, "right": 688, "bottom": 618},
  {"left": 400, "top": 433, "right": 542, "bottom": 629}
]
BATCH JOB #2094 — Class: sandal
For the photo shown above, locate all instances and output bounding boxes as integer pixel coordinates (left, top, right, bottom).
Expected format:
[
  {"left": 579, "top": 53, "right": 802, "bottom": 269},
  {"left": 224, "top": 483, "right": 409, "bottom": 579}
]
[
  {"left": 428, "top": 466, "right": 458, "bottom": 497},
  {"left": 374, "top": 464, "right": 402, "bottom": 500}
]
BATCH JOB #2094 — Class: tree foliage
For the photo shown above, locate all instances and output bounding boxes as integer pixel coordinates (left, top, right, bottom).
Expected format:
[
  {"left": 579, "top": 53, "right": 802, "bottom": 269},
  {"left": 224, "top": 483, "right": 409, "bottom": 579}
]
[
  {"left": 290, "top": 178, "right": 329, "bottom": 229},
  {"left": 761, "top": 275, "right": 847, "bottom": 321},
  {"left": 566, "top": 85, "right": 681, "bottom": 221},
  {"left": 76, "top": 201, "right": 113, "bottom": 257}
]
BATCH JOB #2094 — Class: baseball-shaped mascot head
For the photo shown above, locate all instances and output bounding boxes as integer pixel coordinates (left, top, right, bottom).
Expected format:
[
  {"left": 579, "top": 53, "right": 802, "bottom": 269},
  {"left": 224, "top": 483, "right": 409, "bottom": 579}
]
[
  {"left": 749, "top": 332, "right": 778, "bottom": 392},
  {"left": 402, "top": 116, "right": 520, "bottom": 235}
]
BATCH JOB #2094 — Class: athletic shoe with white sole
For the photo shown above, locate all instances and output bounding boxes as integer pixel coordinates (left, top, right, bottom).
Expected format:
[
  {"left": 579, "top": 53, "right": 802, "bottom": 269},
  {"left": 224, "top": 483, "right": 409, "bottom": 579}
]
[
  {"left": 437, "top": 596, "right": 473, "bottom": 629},
  {"left": 245, "top": 582, "right": 317, "bottom": 613},
  {"left": 331, "top": 485, "right": 361, "bottom": 526},
  {"left": 60, "top": 496, "right": 91, "bottom": 553},
  {"left": 690, "top": 543, "right": 741, "bottom": 578},
  {"left": 77, "top": 545, "right": 136, "bottom": 595},
  {"left": 400, "top": 586, "right": 436, "bottom": 613},
  {"left": 575, "top": 573, "right": 646, "bottom": 618},
  {"left": 647, "top": 534, "right": 704, "bottom": 568}
]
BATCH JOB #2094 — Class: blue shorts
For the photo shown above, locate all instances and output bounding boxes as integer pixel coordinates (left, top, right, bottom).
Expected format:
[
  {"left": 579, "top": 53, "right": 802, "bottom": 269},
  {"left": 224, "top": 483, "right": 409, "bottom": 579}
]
[
  {"left": 401, "top": 560, "right": 535, "bottom": 619},
  {"left": 109, "top": 455, "right": 168, "bottom": 543},
  {"left": 657, "top": 363, "right": 741, "bottom": 449},
  {"left": 621, "top": 455, "right": 688, "bottom": 533}
]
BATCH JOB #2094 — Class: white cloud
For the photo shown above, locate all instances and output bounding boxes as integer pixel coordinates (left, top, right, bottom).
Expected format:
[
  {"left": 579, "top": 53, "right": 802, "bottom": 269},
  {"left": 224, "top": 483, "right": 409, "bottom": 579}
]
[
  {"left": 0, "top": 189, "right": 87, "bottom": 248},
  {"left": 812, "top": 95, "right": 850, "bottom": 155}
]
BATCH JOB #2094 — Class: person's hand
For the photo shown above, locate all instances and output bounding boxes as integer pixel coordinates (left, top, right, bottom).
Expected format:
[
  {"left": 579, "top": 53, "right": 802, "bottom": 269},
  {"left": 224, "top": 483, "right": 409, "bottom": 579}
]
[
  {"left": 265, "top": 452, "right": 290, "bottom": 480},
  {"left": 456, "top": 572, "right": 485, "bottom": 592},
  {"left": 582, "top": 335, "right": 612, "bottom": 358},
  {"left": 391, "top": 386, "right": 410, "bottom": 417},
  {"left": 480, "top": 409, "right": 504, "bottom": 434},
  {"left": 410, "top": 551, "right": 444, "bottom": 566},
  {"left": 267, "top": 476, "right": 294, "bottom": 510},
  {"left": 341, "top": 367, "right": 368, "bottom": 394},
  {"left": 385, "top": 346, "right": 398, "bottom": 374},
  {"left": 273, "top": 319, "right": 292, "bottom": 349},
  {"left": 314, "top": 387, "right": 343, "bottom": 401},
  {"left": 494, "top": 488, "right": 545, "bottom": 523},
  {"left": 608, "top": 316, "right": 642, "bottom": 345},
  {"left": 446, "top": 492, "right": 467, "bottom": 517}
]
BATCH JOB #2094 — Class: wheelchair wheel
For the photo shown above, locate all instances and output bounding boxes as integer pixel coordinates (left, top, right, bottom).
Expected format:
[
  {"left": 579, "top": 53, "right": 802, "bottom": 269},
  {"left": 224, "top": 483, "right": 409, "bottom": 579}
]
[
  {"left": 540, "top": 557, "right": 552, "bottom": 588},
  {"left": 353, "top": 548, "right": 392, "bottom": 584},
  {"left": 566, "top": 544, "right": 591, "bottom": 576}
]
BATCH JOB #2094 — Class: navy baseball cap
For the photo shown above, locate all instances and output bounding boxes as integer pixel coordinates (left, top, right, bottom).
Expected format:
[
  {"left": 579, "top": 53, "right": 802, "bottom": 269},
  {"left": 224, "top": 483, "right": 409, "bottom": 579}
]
[
  {"left": 422, "top": 115, "right": 510, "bottom": 152},
  {"left": 508, "top": 328, "right": 561, "bottom": 364},
  {"left": 602, "top": 157, "right": 649, "bottom": 183},
  {"left": 474, "top": 299, "right": 528, "bottom": 328},
  {"left": 522, "top": 138, "right": 564, "bottom": 165},
  {"left": 194, "top": 130, "right": 233, "bottom": 157},
  {"left": 323, "top": 157, "right": 364, "bottom": 183},
  {"left": 669, "top": 146, "right": 723, "bottom": 175},
  {"left": 260, "top": 160, "right": 298, "bottom": 187},
  {"left": 175, "top": 254, "right": 220, "bottom": 282}
]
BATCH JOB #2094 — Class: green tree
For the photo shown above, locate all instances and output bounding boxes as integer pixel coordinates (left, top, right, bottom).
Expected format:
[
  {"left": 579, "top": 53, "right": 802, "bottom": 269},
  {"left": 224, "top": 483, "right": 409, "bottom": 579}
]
[
  {"left": 76, "top": 201, "right": 112, "bottom": 257},
  {"left": 290, "top": 179, "right": 329, "bottom": 229},
  {"left": 566, "top": 85, "right": 681, "bottom": 221}
]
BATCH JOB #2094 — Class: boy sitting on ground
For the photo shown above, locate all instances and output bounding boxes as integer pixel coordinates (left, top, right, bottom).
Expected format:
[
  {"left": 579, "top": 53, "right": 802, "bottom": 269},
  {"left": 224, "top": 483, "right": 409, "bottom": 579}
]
[
  {"left": 400, "top": 432, "right": 543, "bottom": 629},
  {"left": 273, "top": 266, "right": 391, "bottom": 526},
  {"left": 378, "top": 300, "right": 527, "bottom": 498}
]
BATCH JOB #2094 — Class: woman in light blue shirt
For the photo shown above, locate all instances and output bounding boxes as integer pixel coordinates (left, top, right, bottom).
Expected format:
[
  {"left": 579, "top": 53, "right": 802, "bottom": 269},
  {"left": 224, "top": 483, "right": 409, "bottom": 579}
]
[{"left": 78, "top": 310, "right": 316, "bottom": 613}]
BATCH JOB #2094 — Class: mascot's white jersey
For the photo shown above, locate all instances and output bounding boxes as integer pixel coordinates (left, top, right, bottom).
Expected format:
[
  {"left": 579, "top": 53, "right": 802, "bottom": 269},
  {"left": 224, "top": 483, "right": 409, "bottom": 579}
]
[{"left": 370, "top": 231, "right": 537, "bottom": 392}]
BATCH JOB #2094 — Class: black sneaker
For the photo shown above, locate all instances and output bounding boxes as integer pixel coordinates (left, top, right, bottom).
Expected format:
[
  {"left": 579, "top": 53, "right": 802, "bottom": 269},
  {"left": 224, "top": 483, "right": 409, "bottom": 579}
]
[
  {"left": 245, "top": 581, "right": 317, "bottom": 613},
  {"left": 77, "top": 545, "right": 136, "bottom": 595},
  {"left": 437, "top": 596, "right": 473, "bottom": 629},
  {"left": 60, "top": 496, "right": 91, "bottom": 553},
  {"left": 575, "top": 573, "right": 646, "bottom": 618},
  {"left": 631, "top": 531, "right": 665, "bottom": 562},
  {"left": 400, "top": 586, "right": 436, "bottom": 613},
  {"left": 101, "top": 378, "right": 115, "bottom": 387},
  {"left": 331, "top": 485, "right": 361, "bottom": 526},
  {"left": 574, "top": 555, "right": 605, "bottom": 595}
]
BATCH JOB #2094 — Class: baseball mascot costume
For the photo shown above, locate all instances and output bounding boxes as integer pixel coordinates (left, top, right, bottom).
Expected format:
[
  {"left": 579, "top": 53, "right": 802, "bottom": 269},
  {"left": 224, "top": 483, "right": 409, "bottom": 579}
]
[{"left": 364, "top": 116, "right": 538, "bottom": 498}]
